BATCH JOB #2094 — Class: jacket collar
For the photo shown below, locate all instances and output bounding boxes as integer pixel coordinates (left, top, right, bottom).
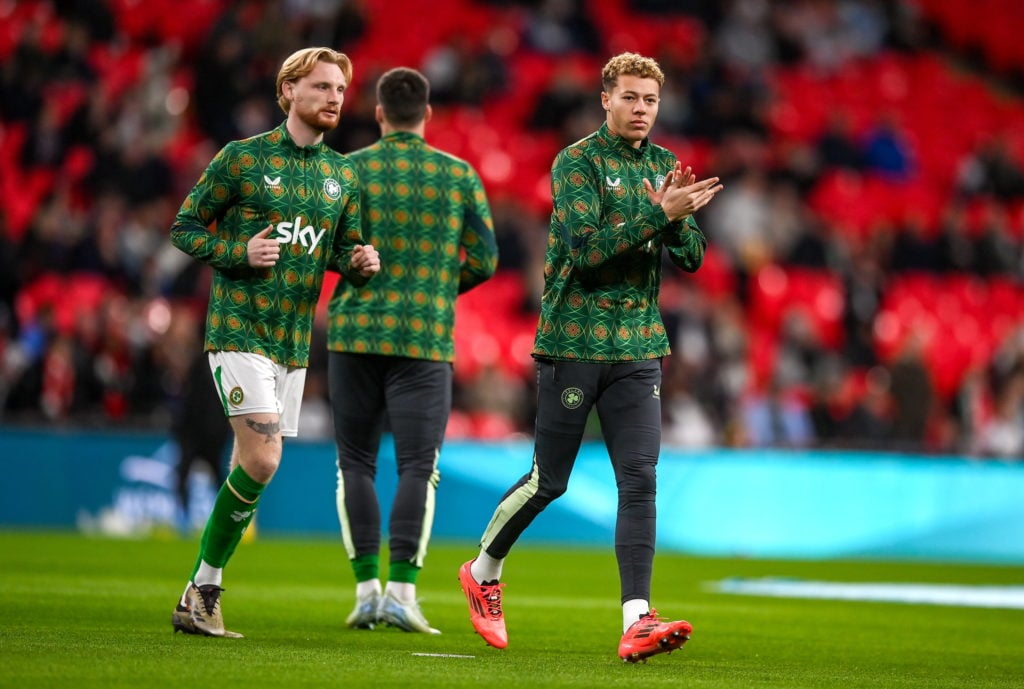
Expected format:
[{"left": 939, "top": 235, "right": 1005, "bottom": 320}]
[
  {"left": 381, "top": 131, "right": 425, "bottom": 145},
  {"left": 596, "top": 122, "right": 650, "bottom": 159},
  {"left": 276, "top": 121, "right": 324, "bottom": 157}
]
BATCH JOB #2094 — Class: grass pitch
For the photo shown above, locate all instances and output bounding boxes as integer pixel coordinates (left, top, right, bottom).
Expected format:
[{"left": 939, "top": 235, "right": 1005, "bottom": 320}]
[{"left": 1, "top": 531, "right": 1022, "bottom": 689}]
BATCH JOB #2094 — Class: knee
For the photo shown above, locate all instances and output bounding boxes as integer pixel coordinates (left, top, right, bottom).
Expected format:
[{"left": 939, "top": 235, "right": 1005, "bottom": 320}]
[
  {"left": 396, "top": 456, "right": 440, "bottom": 481},
  {"left": 618, "top": 462, "right": 657, "bottom": 495},
  {"left": 535, "top": 478, "right": 569, "bottom": 503},
  {"left": 239, "top": 446, "right": 281, "bottom": 483}
]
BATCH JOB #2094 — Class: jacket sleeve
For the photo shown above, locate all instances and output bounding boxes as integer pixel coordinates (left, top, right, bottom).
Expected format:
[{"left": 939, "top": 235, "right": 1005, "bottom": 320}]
[
  {"left": 328, "top": 164, "right": 373, "bottom": 287},
  {"left": 663, "top": 215, "right": 707, "bottom": 273},
  {"left": 169, "top": 142, "right": 252, "bottom": 270},
  {"left": 457, "top": 166, "right": 499, "bottom": 294},
  {"left": 551, "top": 148, "right": 672, "bottom": 272}
]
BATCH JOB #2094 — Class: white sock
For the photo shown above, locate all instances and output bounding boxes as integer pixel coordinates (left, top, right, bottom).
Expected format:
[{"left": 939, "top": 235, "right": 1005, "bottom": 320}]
[
  {"left": 384, "top": 581, "right": 415, "bottom": 603},
  {"left": 622, "top": 599, "right": 650, "bottom": 632},
  {"left": 470, "top": 551, "right": 504, "bottom": 583},
  {"left": 193, "top": 561, "right": 223, "bottom": 588},
  {"left": 356, "top": 578, "right": 381, "bottom": 599}
]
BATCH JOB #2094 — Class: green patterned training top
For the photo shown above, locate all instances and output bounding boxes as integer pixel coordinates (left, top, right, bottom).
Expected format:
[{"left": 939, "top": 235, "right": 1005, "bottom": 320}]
[
  {"left": 532, "top": 123, "right": 707, "bottom": 362},
  {"left": 170, "top": 122, "right": 369, "bottom": 368},
  {"left": 327, "top": 131, "right": 498, "bottom": 362}
]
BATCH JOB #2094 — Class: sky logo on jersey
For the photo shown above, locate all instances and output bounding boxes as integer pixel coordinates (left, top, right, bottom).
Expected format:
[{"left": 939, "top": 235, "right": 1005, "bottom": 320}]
[{"left": 274, "top": 216, "right": 325, "bottom": 255}]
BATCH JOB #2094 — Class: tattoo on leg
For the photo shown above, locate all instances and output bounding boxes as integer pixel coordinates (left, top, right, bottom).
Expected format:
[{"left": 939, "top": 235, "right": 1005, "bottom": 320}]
[{"left": 246, "top": 418, "right": 281, "bottom": 443}]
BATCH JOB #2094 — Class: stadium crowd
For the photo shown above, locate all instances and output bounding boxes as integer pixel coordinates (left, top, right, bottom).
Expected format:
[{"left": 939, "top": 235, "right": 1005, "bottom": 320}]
[{"left": 1, "top": 0, "right": 1023, "bottom": 459}]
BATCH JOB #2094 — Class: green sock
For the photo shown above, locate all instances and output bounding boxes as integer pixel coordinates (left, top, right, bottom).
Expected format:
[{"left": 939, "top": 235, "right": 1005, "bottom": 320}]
[
  {"left": 388, "top": 560, "right": 420, "bottom": 585},
  {"left": 190, "top": 465, "right": 266, "bottom": 580},
  {"left": 351, "top": 553, "right": 379, "bottom": 583}
]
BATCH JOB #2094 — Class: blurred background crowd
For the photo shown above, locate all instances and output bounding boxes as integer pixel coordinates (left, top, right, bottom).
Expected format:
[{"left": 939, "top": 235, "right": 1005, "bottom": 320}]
[{"left": 1, "top": 0, "right": 1023, "bottom": 459}]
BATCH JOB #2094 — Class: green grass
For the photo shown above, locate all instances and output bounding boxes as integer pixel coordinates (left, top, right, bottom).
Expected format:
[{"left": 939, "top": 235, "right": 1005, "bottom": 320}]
[{"left": 1, "top": 531, "right": 1022, "bottom": 689}]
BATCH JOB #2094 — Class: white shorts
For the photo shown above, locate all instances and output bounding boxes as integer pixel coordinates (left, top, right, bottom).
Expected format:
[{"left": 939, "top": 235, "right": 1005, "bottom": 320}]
[{"left": 207, "top": 351, "right": 307, "bottom": 438}]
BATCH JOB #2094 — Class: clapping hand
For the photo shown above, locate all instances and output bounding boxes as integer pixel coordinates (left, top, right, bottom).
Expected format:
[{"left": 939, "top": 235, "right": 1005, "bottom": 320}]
[{"left": 646, "top": 162, "right": 723, "bottom": 221}]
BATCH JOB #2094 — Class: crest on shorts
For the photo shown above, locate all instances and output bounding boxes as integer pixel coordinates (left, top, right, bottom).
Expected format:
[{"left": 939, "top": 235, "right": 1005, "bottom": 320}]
[
  {"left": 228, "top": 387, "right": 244, "bottom": 406},
  {"left": 561, "top": 387, "right": 584, "bottom": 410},
  {"left": 324, "top": 178, "right": 341, "bottom": 200}
]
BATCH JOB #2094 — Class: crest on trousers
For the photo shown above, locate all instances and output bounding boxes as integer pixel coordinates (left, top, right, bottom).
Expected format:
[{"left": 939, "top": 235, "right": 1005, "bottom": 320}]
[{"left": 561, "top": 387, "right": 584, "bottom": 409}]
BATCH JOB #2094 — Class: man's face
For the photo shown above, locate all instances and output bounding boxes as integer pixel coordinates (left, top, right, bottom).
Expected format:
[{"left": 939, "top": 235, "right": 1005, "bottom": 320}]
[
  {"left": 287, "top": 60, "right": 347, "bottom": 133},
  {"left": 601, "top": 74, "right": 661, "bottom": 147}
]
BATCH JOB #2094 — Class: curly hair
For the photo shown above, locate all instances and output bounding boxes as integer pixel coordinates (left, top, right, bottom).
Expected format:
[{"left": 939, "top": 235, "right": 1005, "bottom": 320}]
[
  {"left": 601, "top": 52, "right": 665, "bottom": 92},
  {"left": 276, "top": 47, "right": 353, "bottom": 114}
]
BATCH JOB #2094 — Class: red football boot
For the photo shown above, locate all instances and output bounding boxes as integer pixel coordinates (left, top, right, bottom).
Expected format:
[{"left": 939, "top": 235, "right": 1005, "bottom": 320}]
[
  {"left": 458, "top": 560, "right": 508, "bottom": 649},
  {"left": 618, "top": 609, "right": 692, "bottom": 663}
]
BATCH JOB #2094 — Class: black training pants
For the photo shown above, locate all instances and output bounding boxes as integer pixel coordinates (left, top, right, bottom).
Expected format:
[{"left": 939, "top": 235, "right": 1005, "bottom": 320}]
[
  {"left": 480, "top": 357, "right": 662, "bottom": 603},
  {"left": 328, "top": 352, "right": 451, "bottom": 566}
]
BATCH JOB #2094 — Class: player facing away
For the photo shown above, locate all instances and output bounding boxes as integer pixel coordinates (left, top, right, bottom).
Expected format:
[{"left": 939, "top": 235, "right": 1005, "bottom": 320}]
[
  {"left": 169, "top": 47, "right": 380, "bottom": 638},
  {"left": 458, "top": 52, "right": 723, "bottom": 661},
  {"left": 327, "top": 67, "right": 498, "bottom": 634}
]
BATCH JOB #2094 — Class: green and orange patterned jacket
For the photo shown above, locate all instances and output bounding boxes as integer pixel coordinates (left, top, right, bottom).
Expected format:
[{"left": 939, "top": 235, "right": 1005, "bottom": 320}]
[
  {"left": 170, "top": 122, "right": 370, "bottom": 368},
  {"left": 326, "top": 131, "right": 498, "bottom": 362},
  {"left": 533, "top": 123, "right": 707, "bottom": 362}
]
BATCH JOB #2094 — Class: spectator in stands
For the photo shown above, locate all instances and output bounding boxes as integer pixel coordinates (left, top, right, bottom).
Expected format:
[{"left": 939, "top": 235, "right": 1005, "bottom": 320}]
[
  {"left": 326, "top": 67, "right": 497, "bottom": 636},
  {"left": 702, "top": 167, "right": 773, "bottom": 280},
  {"left": 170, "top": 319, "right": 231, "bottom": 530},
  {"left": 887, "top": 332, "right": 935, "bottom": 450},
  {"left": 0, "top": 20, "right": 49, "bottom": 124},
  {"left": 841, "top": 249, "right": 883, "bottom": 368},
  {"left": 972, "top": 201, "right": 1021, "bottom": 278},
  {"left": 20, "top": 100, "right": 70, "bottom": 169},
  {"left": 807, "top": 354, "right": 852, "bottom": 444},
  {"left": 950, "top": 365, "right": 993, "bottom": 456},
  {"left": 523, "top": 0, "right": 602, "bottom": 55},
  {"left": 528, "top": 63, "right": 591, "bottom": 138},
  {"left": 714, "top": 0, "right": 778, "bottom": 72},
  {"left": 167, "top": 47, "right": 380, "bottom": 639},
  {"left": 816, "top": 110, "right": 863, "bottom": 171},
  {"left": 975, "top": 367, "right": 1024, "bottom": 459},
  {"left": 956, "top": 133, "right": 1024, "bottom": 200},
  {"left": 887, "top": 212, "right": 942, "bottom": 273},
  {"left": 457, "top": 52, "right": 722, "bottom": 662},
  {"left": 662, "top": 359, "right": 718, "bottom": 448},
  {"left": 740, "top": 370, "right": 815, "bottom": 448},
  {"left": 421, "top": 33, "right": 508, "bottom": 106},
  {"left": 935, "top": 201, "right": 976, "bottom": 274},
  {"left": 283, "top": 0, "right": 369, "bottom": 50},
  {"left": 839, "top": 365, "right": 892, "bottom": 448},
  {"left": 861, "top": 111, "right": 914, "bottom": 180},
  {"left": 192, "top": 29, "right": 253, "bottom": 146},
  {"left": 968, "top": 329, "right": 1024, "bottom": 454},
  {"left": 774, "top": 309, "right": 828, "bottom": 389},
  {"left": 784, "top": 208, "right": 834, "bottom": 269}
]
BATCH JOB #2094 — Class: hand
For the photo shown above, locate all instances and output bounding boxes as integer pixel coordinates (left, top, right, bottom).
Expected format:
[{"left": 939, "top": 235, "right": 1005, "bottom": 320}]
[
  {"left": 644, "top": 162, "right": 693, "bottom": 205},
  {"left": 660, "top": 174, "right": 723, "bottom": 221},
  {"left": 350, "top": 244, "right": 380, "bottom": 277},
  {"left": 247, "top": 225, "right": 281, "bottom": 268}
]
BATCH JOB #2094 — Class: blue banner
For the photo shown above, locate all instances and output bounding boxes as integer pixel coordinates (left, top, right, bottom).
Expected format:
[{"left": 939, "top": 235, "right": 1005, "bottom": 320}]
[{"left": 2, "top": 427, "right": 1022, "bottom": 563}]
